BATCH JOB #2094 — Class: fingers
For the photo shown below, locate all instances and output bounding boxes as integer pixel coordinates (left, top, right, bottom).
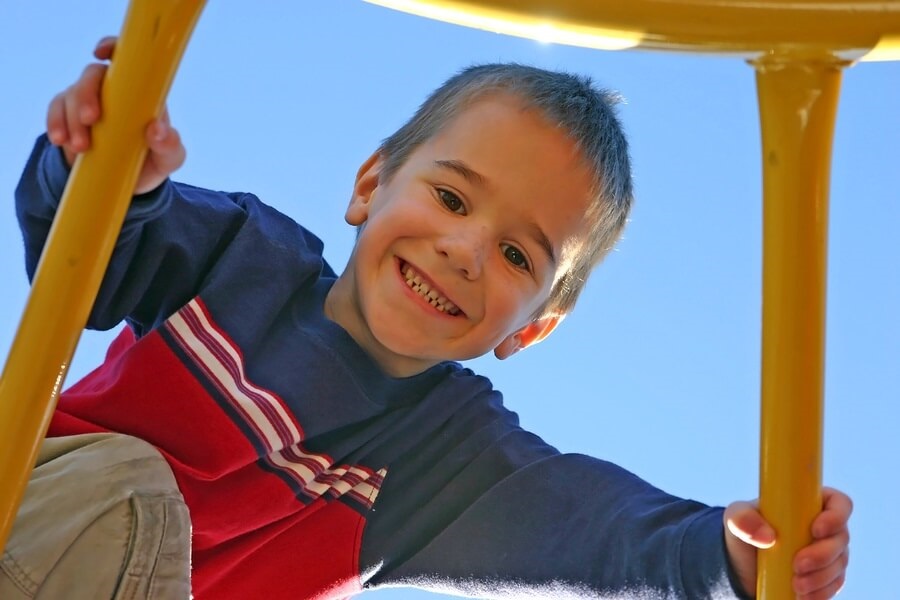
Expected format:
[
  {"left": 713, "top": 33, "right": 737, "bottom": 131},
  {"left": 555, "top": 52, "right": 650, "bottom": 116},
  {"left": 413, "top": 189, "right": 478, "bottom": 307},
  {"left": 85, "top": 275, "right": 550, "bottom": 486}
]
[
  {"left": 47, "top": 37, "right": 115, "bottom": 165},
  {"left": 147, "top": 116, "right": 186, "bottom": 172},
  {"left": 46, "top": 93, "right": 70, "bottom": 146},
  {"left": 724, "top": 500, "right": 776, "bottom": 549},
  {"left": 794, "top": 548, "right": 848, "bottom": 600},
  {"left": 812, "top": 487, "right": 854, "bottom": 538},
  {"left": 47, "top": 61, "right": 108, "bottom": 165},
  {"left": 94, "top": 36, "right": 117, "bottom": 60},
  {"left": 796, "top": 529, "right": 849, "bottom": 571},
  {"left": 68, "top": 63, "right": 107, "bottom": 148},
  {"left": 792, "top": 487, "right": 852, "bottom": 599},
  {"left": 797, "top": 487, "right": 851, "bottom": 572},
  {"left": 135, "top": 116, "right": 186, "bottom": 195}
]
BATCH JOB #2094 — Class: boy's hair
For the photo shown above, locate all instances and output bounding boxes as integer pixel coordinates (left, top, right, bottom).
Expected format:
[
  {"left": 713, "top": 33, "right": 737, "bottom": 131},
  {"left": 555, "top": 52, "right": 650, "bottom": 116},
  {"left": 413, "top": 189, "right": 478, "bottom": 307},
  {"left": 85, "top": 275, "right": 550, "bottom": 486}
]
[{"left": 377, "top": 63, "right": 633, "bottom": 319}]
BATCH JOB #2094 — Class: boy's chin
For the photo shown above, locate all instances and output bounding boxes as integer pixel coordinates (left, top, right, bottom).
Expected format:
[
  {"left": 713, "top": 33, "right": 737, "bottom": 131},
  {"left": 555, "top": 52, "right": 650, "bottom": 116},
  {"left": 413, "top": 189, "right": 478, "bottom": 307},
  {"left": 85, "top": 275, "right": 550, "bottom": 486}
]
[{"left": 371, "top": 331, "right": 489, "bottom": 371}]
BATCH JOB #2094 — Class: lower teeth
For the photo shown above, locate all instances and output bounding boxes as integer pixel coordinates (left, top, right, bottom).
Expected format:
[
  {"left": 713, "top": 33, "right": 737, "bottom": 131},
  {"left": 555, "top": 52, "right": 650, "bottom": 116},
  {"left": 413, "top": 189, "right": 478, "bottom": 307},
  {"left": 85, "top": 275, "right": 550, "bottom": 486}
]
[{"left": 404, "top": 267, "right": 458, "bottom": 315}]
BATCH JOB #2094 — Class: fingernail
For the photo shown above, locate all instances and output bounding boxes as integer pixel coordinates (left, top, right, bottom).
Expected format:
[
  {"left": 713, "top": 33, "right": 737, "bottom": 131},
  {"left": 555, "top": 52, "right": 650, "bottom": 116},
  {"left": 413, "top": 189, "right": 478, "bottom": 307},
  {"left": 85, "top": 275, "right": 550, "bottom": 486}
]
[
  {"left": 154, "top": 121, "right": 167, "bottom": 141},
  {"left": 756, "top": 523, "right": 777, "bottom": 545}
]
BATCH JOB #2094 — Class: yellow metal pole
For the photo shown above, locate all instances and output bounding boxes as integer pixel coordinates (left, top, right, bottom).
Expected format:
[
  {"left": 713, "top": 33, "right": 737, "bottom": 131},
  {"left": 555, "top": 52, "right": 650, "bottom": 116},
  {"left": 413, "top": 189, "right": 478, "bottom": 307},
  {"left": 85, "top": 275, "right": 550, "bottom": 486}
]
[
  {"left": 752, "top": 51, "right": 846, "bottom": 599},
  {"left": 363, "top": 0, "right": 900, "bottom": 55},
  {"left": 0, "top": 0, "right": 205, "bottom": 553}
]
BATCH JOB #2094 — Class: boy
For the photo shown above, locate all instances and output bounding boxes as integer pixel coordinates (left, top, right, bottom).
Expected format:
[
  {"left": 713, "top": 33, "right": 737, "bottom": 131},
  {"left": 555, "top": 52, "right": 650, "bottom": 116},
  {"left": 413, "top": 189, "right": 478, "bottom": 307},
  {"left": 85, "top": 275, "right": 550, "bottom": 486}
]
[{"left": 3, "top": 37, "right": 850, "bottom": 599}]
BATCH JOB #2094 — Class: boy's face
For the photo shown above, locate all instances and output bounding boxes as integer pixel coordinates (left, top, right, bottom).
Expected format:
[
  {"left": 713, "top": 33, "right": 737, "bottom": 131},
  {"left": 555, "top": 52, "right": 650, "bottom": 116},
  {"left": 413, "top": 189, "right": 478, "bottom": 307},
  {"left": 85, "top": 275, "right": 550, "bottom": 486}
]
[{"left": 328, "top": 94, "right": 594, "bottom": 377}]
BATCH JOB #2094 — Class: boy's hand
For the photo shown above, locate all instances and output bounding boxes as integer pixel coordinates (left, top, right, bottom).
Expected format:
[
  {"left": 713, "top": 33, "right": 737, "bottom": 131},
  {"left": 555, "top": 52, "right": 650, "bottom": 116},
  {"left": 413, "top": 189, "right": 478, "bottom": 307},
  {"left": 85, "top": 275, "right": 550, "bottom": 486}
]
[
  {"left": 723, "top": 487, "right": 852, "bottom": 599},
  {"left": 46, "top": 36, "right": 185, "bottom": 194}
]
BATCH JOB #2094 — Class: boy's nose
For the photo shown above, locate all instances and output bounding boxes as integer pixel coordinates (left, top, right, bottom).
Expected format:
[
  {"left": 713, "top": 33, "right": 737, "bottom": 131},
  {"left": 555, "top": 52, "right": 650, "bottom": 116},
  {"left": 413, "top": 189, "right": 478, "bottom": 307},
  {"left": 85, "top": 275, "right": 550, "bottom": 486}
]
[{"left": 435, "top": 229, "right": 485, "bottom": 280}]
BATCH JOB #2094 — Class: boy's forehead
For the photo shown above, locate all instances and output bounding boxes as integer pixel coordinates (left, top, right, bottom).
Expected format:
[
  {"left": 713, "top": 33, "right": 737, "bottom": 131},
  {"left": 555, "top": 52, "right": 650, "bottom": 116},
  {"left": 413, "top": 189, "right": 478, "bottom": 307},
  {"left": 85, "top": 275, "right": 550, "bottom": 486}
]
[
  {"left": 430, "top": 93, "right": 544, "bottom": 148},
  {"left": 423, "top": 94, "right": 587, "bottom": 178}
]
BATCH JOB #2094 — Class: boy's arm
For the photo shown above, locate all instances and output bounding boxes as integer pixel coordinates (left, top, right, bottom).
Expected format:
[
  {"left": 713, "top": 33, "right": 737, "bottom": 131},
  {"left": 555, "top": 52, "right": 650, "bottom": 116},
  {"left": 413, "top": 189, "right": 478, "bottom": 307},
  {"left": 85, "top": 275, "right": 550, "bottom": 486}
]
[
  {"left": 15, "top": 38, "right": 251, "bottom": 334},
  {"left": 362, "top": 410, "right": 851, "bottom": 600},
  {"left": 15, "top": 135, "right": 250, "bottom": 334},
  {"left": 367, "top": 452, "right": 752, "bottom": 599}
]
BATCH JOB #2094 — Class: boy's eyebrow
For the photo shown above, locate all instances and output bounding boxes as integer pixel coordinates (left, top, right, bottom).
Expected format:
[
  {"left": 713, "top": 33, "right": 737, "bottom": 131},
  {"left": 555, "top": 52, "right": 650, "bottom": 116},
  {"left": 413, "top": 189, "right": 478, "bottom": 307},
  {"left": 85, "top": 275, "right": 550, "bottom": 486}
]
[
  {"left": 526, "top": 221, "right": 557, "bottom": 268},
  {"left": 434, "top": 159, "right": 557, "bottom": 268},
  {"left": 434, "top": 159, "right": 489, "bottom": 188}
]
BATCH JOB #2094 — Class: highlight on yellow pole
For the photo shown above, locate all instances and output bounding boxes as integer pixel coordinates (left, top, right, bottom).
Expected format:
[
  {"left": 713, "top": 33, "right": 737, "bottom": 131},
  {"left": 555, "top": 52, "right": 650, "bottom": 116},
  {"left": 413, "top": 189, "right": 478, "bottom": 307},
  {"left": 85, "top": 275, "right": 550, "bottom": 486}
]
[
  {"left": 363, "top": 0, "right": 900, "bottom": 55},
  {"left": 0, "top": 0, "right": 206, "bottom": 553},
  {"left": 861, "top": 33, "right": 900, "bottom": 62}
]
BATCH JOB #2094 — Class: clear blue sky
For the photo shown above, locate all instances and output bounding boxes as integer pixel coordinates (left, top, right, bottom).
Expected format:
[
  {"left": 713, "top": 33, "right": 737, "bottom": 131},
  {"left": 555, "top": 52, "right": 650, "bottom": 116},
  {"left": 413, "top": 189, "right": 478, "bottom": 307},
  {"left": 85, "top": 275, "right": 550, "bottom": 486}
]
[{"left": 1, "top": 2, "right": 897, "bottom": 599}]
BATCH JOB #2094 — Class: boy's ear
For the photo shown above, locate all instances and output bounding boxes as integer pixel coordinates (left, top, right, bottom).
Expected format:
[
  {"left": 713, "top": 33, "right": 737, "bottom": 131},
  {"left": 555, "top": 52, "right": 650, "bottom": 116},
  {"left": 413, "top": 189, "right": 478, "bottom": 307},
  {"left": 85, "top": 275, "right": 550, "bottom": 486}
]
[
  {"left": 346, "top": 151, "right": 383, "bottom": 226},
  {"left": 493, "top": 314, "right": 563, "bottom": 360}
]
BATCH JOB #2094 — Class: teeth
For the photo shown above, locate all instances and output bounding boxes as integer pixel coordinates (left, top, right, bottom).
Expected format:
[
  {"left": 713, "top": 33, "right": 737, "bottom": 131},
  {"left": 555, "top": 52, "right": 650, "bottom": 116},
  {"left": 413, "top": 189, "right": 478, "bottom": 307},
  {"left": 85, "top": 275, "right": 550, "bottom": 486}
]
[{"left": 401, "top": 263, "right": 461, "bottom": 316}]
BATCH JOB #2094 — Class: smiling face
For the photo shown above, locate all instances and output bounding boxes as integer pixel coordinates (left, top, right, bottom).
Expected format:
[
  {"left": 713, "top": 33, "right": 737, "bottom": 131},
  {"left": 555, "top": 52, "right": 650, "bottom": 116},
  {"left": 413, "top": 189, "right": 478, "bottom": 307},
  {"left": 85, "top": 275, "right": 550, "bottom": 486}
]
[{"left": 325, "top": 94, "right": 595, "bottom": 377}]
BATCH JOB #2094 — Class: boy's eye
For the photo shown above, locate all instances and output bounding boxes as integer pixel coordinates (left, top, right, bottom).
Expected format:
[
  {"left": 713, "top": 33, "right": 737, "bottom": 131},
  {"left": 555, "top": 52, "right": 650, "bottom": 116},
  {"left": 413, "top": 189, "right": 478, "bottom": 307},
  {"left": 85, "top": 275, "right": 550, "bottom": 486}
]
[
  {"left": 438, "top": 189, "right": 465, "bottom": 214},
  {"left": 502, "top": 244, "right": 529, "bottom": 271}
]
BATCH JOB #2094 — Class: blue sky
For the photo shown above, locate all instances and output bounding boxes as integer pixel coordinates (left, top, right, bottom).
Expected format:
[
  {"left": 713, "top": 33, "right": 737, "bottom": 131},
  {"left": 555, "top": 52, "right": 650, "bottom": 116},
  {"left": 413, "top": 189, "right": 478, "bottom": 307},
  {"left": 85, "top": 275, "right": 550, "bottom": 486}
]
[{"left": 1, "top": 2, "right": 897, "bottom": 599}]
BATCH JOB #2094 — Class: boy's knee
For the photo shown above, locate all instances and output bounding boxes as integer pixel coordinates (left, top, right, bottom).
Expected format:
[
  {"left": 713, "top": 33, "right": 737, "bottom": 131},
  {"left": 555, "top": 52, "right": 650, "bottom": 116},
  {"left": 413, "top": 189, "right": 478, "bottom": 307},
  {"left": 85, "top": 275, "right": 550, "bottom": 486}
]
[
  {"left": 37, "top": 433, "right": 180, "bottom": 493},
  {"left": 1, "top": 434, "right": 191, "bottom": 599}
]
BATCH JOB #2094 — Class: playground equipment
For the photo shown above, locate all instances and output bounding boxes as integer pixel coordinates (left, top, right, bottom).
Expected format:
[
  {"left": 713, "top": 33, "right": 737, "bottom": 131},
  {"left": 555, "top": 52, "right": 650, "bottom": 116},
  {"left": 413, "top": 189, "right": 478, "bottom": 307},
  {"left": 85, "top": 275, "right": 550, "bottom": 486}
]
[
  {"left": 1, "top": 0, "right": 897, "bottom": 597},
  {"left": 0, "top": 0, "right": 207, "bottom": 567}
]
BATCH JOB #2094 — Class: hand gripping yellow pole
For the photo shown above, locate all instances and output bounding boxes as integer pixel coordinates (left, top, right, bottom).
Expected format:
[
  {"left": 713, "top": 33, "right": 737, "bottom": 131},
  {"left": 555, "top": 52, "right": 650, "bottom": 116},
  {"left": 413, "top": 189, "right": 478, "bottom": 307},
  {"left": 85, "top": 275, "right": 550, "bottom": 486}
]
[
  {"left": 0, "top": 0, "right": 205, "bottom": 553},
  {"left": 753, "top": 52, "right": 846, "bottom": 598}
]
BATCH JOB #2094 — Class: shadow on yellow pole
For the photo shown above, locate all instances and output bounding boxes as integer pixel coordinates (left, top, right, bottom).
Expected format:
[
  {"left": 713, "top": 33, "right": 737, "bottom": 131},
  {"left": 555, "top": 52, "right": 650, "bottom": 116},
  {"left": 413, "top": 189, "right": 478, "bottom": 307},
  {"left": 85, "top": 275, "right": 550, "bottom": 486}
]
[{"left": 0, "top": 0, "right": 206, "bottom": 553}]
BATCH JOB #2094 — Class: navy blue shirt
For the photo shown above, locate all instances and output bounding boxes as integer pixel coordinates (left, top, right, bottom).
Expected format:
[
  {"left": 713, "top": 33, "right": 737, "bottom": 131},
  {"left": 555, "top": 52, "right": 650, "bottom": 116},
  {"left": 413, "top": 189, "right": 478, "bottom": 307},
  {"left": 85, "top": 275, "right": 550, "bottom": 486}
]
[{"left": 17, "top": 135, "right": 747, "bottom": 599}]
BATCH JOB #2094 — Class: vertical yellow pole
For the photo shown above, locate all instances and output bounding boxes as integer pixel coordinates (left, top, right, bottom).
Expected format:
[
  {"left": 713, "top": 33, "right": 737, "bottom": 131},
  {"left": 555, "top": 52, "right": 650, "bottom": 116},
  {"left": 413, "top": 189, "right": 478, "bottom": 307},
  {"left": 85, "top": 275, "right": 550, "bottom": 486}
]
[
  {"left": 0, "top": 0, "right": 205, "bottom": 553},
  {"left": 753, "top": 52, "right": 847, "bottom": 599}
]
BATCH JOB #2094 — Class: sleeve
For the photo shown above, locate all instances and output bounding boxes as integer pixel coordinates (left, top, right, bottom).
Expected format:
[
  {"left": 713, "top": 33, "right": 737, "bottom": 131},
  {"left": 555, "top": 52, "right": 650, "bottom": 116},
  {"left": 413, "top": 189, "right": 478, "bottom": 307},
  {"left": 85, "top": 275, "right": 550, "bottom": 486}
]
[
  {"left": 361, "top": 381, "right": 752, "bottom": 600},
  {"left": 372, "top": 453, "right": 751, "bottom": 599},
  {"left": 16, "top": 135, "right": 260, "bottom": 335}
]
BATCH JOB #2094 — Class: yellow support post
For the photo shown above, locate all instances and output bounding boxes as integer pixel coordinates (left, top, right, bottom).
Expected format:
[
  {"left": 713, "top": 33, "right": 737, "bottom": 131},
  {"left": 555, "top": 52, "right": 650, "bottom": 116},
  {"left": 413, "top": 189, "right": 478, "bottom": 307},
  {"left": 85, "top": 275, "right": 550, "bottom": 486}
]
[
  {"left": 0, "top": 0, "right": 205, "bottom": 553},
  {"left": 753, "top": 52, "right": 846, "bottom": 599}
]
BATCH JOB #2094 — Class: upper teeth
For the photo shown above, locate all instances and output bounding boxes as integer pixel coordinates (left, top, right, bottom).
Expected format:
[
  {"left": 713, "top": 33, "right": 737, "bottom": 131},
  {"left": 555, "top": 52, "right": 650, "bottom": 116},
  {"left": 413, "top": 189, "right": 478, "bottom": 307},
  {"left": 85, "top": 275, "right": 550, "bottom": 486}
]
[{"left": 401, "top": 264, "right": 461, "bottom": 316}]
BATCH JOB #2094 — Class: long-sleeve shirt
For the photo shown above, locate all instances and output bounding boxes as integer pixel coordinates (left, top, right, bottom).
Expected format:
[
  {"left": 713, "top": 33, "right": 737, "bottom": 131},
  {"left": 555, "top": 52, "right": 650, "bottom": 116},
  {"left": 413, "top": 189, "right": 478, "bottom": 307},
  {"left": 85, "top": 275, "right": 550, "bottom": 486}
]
[{"left": 15, "top": 135, "right": 747, "bottom": 599}]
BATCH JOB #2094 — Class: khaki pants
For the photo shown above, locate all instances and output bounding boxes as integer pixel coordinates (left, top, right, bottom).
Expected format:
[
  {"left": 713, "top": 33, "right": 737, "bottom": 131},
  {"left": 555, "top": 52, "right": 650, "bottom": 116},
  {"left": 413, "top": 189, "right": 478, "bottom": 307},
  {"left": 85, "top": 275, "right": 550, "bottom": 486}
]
[{"left": 1, "top": 434, "right": 191, "bottom": 599}]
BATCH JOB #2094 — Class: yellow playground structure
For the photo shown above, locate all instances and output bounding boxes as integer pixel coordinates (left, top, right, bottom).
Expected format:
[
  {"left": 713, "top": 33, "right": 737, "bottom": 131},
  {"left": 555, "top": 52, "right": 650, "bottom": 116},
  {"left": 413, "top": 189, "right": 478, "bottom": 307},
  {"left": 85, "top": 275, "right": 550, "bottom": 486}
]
[{"left": 1, "top": 1, "right": 898, "bottom": 598}]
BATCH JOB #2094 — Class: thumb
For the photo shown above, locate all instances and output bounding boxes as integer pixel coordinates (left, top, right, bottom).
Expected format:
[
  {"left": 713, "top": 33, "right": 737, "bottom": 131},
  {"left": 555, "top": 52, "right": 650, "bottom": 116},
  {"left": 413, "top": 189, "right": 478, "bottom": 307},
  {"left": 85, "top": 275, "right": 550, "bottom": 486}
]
[
  {"left": 724, "top": 500, "right": 777, "bottom": 549},
  {"left": 135, "top": 114, "right": 186, "bottom": 195}
]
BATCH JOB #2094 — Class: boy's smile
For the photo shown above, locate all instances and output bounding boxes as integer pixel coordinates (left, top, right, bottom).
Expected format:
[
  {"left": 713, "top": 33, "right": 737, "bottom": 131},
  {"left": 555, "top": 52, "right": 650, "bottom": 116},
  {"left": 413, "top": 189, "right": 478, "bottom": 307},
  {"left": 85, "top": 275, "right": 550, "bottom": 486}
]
[
  {"left": 325, "top": 94, "right": 594, "bottom": 377},
  {"left": 399, "top": 259, "right": 463, "bottom": 316}
]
